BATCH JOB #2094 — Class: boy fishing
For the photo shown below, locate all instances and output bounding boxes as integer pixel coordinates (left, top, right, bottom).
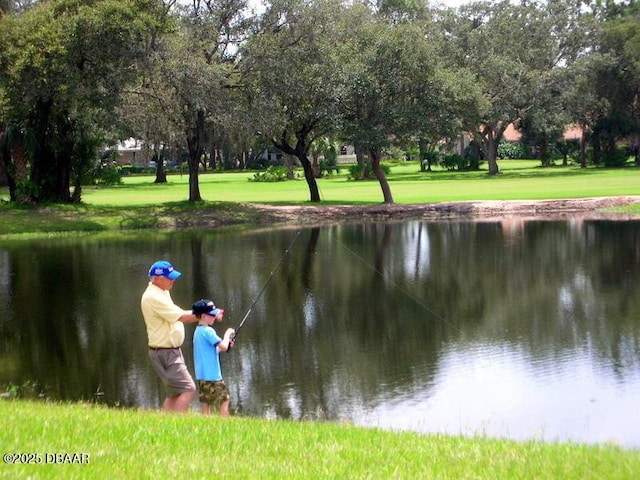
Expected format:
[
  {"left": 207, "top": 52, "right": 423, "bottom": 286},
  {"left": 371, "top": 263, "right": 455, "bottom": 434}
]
[{"left": 192, "top": 299, "right": 235, "bottom": 416}]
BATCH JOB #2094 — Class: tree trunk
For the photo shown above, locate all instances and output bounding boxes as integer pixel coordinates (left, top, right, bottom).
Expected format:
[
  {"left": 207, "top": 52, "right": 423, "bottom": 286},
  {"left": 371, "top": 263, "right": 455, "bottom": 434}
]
[
  {"left": 418, "top": 138, "right": 430, "bottom": 172},
  {"left": 355, "top": 143, "right": 366, "bottom": 180},
  {"left": 580, "top": 122, "right": 587, "bottom": 168},
  {"left": 153, "top": 151, "right": 167, "bottom": 184},
  {"left": 311, "top": 154, "right": 321, "bottom": 178},
  {"left": 186, "top": 110, "right": 205, "bottom": 202},
  {"left": 298, "top": 152, "right": 320, "bottom": 202},
  {"left": 593, "top": 134, "right": 601, "bottom": 165},
  {"left": 0, "top": 131, "right": 10, "bottom": 189},
  {"left": 6, "top": 100, "right": 79, "bottom": 204},
  {"left": 273, "top": 128, "right": 320, "bottom": 203},
  {"left": 539, "top": 132, "right": 549, "bottom": 167},
  {"left": 71, "top": 175, "right": 82, "bottom": 203},
  {"left": 8, "top": 145, "right": 30, "bottom": 204},
  {"left": 284, "top": 154, "right": 295, "bottom": 179},
  {"left": 486, "top": 139, "right": 499, "bottom": 175},
  {"left": 634, "top": 92, "right": 640, "bottom": 166},
  {"left": 188, "top": 159, "right": 202, "bottom": 201},
  {"left": 1, "top": 130, "right": 15, "bottom": 201},
  {"left": 478, "top": 124, "right": 502, "bottom": 176},
  {"left": 369, "top": 147, "right": 393, "bottom": 204},
  {"left": 30, "top": 100, "right": 72, "bottom": 202}
]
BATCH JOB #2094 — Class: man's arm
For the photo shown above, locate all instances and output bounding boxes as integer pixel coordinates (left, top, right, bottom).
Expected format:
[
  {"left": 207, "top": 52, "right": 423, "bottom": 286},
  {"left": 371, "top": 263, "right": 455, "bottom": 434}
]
[{"left": 178, "top": 310, "right": 197, "bottom": 324}]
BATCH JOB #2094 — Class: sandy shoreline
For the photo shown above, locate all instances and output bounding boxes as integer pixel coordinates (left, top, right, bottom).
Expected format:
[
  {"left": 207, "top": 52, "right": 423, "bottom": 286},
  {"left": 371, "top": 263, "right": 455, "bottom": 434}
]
[{"left": 247, "top": 196, "right": 640, "bottom": 227}]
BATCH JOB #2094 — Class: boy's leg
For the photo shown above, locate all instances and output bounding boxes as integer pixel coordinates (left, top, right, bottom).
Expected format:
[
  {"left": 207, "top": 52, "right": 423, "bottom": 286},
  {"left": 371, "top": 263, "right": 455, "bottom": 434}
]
[
  {"left": 198, "top": 380, "right": 214, "bottom": 415},
  {"left": 220, "top": 399, "right": 230, "bottom": 417}
]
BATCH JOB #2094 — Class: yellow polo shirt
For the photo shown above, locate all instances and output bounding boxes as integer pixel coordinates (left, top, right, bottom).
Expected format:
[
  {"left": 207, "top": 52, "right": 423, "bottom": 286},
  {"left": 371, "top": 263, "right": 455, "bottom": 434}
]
[{"left": 141, "top": 282, "right": 190, "bottom": 348}]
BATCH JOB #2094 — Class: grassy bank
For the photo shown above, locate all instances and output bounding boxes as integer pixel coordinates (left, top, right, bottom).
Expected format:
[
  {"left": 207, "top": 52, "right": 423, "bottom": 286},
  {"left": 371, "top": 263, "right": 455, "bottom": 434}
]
[
  {"left": 82, "top": 160, "right": 640, "bottom": 205},
  {"left": 2, "top": 164, "right": 640, "bottom": 477},
  {"left": 1, "top": 400, "right": 638, "bottom": 479},
  {"left": 0, "top": 161, "right": 639, "bottom": 236}
]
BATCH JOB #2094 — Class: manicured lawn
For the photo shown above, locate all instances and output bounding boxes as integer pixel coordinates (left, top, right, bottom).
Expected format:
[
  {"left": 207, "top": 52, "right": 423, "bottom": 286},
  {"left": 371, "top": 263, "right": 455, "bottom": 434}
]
[
  {"left": 0, "top": 160, "right": 638, "bottom": 236},
  {"left": 76, "top": 160, "right": 640, "bottom": 206},
  {"left": 1, "top": 163, "right": 639, "bottom": 477},
  {"left": 1, "top": 400, "right": 638, "bottom": 479}
]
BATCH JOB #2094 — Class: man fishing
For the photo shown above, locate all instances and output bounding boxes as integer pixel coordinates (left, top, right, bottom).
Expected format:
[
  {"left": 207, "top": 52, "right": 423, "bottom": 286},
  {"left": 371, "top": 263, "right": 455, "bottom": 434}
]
[{"left": 141, "top": 260, "right": 197, "bottom": 412}]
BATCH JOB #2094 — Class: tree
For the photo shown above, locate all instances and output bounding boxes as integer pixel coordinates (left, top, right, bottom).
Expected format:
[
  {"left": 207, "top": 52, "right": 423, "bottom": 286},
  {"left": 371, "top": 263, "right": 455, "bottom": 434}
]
[
  {"left": 562, "top": 49, "right": 608, "bottom": 168},
  {"left": 0, "top": 0, "right": 14, "bottom": 17},
  {"left": 441, "top": 0, "right": 585, "bottom": 175},
  {"left": 240, "top": 0, "right": 346, "bottom": 203},
  {"left": 336, "top": 4, "right": 463, "bottom": 203},
  {"left": 518, "top": 68, "right": 573, "bottom": 166},
  {"left": 120, "top": 0, "right": 249, "bottom": 201},
  {"left": 0, "top": 0, "right": 168, "bottom": 203},
  {"left": 592, "top": 1, "right": 640, "bottom": 165}
]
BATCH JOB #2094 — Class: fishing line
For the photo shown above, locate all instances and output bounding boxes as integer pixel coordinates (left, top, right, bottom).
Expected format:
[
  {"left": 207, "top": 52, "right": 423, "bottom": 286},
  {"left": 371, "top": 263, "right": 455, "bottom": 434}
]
[
  {"left": 312, "top": 159, "right": 457, "bottom": 329},
  {"left": 335, "top": 236, "right": 462, "bottom": 333},
  {"left": 231, "top": 229, "right": 302, "bottom": 343}
]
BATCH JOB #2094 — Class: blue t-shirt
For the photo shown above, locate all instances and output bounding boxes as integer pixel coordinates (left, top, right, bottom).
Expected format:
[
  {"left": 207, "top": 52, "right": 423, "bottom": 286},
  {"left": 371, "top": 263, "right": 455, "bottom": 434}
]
[{"left": 193, "top": 325, "right": 223, "bottom": 381}]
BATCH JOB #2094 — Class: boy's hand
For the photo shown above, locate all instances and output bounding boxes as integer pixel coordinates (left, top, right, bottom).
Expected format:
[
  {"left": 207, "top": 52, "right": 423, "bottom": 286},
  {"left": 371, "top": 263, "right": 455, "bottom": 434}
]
[{"left": 225, "top": 328, "right": 236, "bottom": 351}]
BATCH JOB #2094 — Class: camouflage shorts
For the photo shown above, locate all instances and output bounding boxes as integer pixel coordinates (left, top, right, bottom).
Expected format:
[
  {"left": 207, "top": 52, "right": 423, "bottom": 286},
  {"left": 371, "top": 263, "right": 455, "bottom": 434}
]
[{"left": 197, "top": 380, "right": 230, "bottom": 406}]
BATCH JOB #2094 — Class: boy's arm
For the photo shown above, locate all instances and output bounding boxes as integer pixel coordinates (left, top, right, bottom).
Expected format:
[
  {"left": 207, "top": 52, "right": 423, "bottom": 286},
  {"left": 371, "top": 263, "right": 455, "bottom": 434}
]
[{"left": 217, "top": 328, "right": 236, "bottom": 352}]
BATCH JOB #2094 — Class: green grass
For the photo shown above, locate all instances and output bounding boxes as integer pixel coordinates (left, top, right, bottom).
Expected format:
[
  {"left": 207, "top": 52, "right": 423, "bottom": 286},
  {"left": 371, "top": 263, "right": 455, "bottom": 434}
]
[
  {"left": 0, "top": 161, "right": 639, "bottom": 237},
  {"left": 77, "top": 161, "right": 640, "bottom": 206},
  {"left": 1, "top": 164, "right": 640, "bottom": 476},
  {"left": 1, "top": 400, "right": 638, "bottom": 479}
]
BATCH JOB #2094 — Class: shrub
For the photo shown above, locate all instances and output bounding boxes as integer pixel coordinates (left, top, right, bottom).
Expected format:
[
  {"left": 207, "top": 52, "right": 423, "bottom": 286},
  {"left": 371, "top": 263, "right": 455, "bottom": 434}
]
[
  {"left": 603, "top": 148, "right": 630, "bottom": 167},
  {"left": 498, "top": 141, "right": 528, "bottom": 159},
  {"left": 83, "top": 161, "right": 123, "bottom": 186},
  {"left": 384, "top": 146, "right": 407, "bottom": 162},
  {"left": 441, "top": 154, "right": 466, "bottom": 171},
  {"left": 97, "top": 162, "right": 123, "bottom": 186},
  {"left": 421, "top": 151, "right": 440, "bottom": 171},
  {"left": 347, "top": 162, "right": 391, "bottom": 180},
  {"left": 463, "top": 140, "right": 484, "bottom": 170},
  {"left": 249, "top": 166, "right": 289, "bottom": 182},
  {"left": 319, "top": 158, "right": 340, "bottom": 176}
]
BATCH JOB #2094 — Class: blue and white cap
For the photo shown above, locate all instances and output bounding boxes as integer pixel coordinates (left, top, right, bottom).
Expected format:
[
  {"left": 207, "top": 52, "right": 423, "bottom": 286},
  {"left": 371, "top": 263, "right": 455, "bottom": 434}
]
[
  {"left": 192, "top": 299, "right": 222, "bottom": 316},
  {"left": 148, "top": 260, "right": 182, "bottom": 280}
]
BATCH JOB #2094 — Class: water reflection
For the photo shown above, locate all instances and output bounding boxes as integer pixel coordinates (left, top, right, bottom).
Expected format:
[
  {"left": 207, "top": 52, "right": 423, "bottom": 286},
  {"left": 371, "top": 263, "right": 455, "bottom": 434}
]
[{"left": 0, "top": 219, "right": 639, "bottom": 447}]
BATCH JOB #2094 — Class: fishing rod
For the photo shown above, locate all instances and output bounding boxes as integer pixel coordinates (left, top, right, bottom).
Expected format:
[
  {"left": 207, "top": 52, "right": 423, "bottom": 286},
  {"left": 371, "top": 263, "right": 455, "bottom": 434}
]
[{"left": 231, "top": 230, "right": 301, "bottom": 345}]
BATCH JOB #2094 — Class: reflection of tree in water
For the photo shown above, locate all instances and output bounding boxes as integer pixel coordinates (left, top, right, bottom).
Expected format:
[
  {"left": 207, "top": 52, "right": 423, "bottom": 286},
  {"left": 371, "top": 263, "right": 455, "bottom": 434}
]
[
  {"left": 230, "top": 220, "right": 640, "bottom": 423},
  {"left": 232, "top": 223, "right": 445, "bottom": 421},
  {"left": 190, "top": 236, "right": 209, "bottom": 298},
  {"left": 3, "top": 221, "right": 640, "bottom": 426},
  {"left": 5, "top": 240, "right": 146, "bottom": 405}
]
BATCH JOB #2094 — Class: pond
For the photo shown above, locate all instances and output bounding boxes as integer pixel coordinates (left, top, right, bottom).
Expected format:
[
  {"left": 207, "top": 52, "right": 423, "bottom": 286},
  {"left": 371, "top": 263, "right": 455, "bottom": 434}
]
[{"left": 1, "top": 218, "right": 639, "bottom": 448}]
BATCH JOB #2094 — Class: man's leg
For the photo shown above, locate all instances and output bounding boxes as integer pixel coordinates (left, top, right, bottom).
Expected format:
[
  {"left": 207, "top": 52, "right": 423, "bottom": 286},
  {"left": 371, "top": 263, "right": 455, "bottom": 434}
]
[{"left": 163, "top": 390, "right": 195, "bottom": 412}]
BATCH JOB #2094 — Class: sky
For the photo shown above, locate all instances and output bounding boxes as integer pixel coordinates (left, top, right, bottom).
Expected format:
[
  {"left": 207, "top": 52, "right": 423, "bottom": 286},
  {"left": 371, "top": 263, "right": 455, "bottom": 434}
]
[
  {"left": 247, "top": 0, "right": 477, "bottom": 16},
  {"left": 435, "top": 0, "right": 471, "bottom": 6}
]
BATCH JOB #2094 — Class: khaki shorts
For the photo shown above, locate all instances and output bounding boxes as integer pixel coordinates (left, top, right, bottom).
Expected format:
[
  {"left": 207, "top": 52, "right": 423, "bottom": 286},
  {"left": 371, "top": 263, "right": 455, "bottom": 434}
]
[
  {"left": 197, "top": 380, "right": 230, "bottom": 406},
  {"left": 148, "top": 348, "right": 195, "bottom": 396}
]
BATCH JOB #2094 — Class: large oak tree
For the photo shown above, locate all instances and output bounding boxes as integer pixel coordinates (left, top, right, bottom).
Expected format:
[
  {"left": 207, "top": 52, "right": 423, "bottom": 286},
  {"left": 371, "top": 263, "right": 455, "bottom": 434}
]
[
  {"left": 240, "top": 0, "right": 346, "bottom": 202},
  {"left": 0, "top": 0, "right": 168, "bottom": 203},
  {"left": 441, "top": 0, "right": 584, "bottom": 175}
]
